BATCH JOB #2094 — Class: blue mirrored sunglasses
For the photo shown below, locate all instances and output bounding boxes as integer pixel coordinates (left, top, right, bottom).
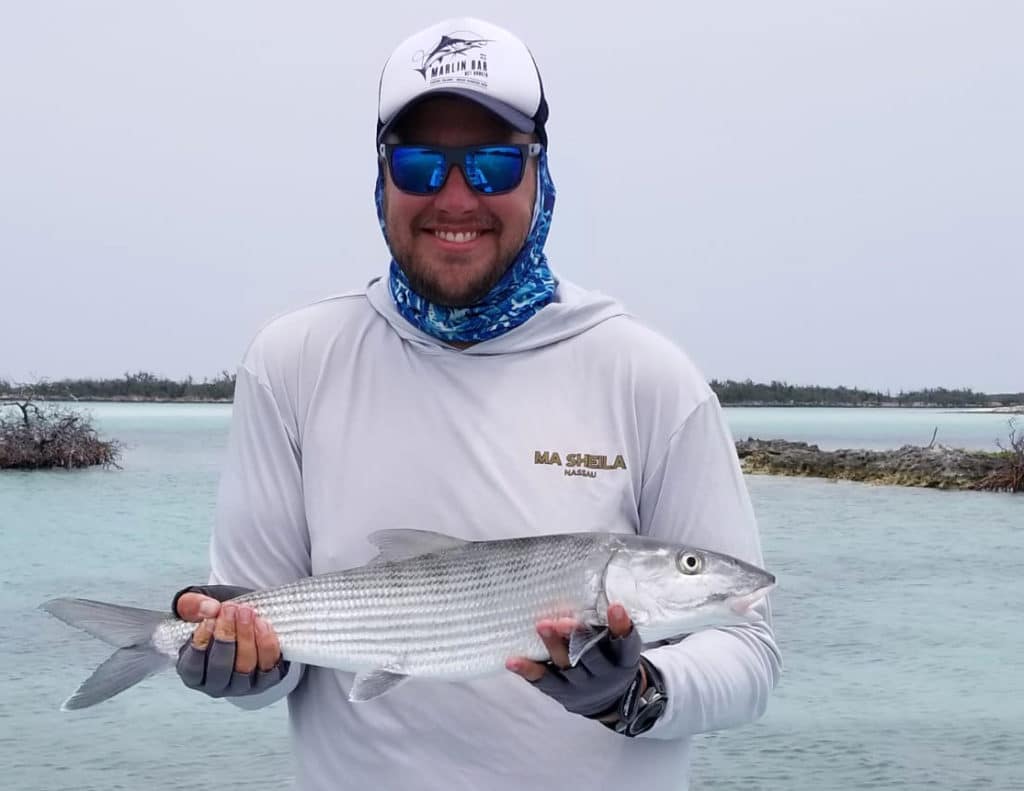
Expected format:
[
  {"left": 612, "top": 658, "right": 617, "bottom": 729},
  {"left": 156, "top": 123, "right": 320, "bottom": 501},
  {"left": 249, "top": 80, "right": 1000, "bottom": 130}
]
[{"left": 379, "top": 143, "right": 542, "bottom": 196}]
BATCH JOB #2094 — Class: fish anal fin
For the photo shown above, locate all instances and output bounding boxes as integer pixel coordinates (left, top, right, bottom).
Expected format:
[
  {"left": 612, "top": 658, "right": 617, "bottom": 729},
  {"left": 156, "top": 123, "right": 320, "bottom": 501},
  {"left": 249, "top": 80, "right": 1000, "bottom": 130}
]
[
  {"left": 349, "top": 668, "right": 410, "bottom": 702},
  {"left": 365, "top": 529, "right": 470, "bottom": 563}
]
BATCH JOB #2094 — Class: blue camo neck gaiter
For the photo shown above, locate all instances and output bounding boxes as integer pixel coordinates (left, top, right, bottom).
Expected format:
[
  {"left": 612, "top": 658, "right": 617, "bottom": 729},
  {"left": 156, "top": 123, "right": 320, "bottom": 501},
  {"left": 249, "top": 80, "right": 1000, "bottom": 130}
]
[{"left": 376, "top": 151, "right": 557, "bottom": 344}]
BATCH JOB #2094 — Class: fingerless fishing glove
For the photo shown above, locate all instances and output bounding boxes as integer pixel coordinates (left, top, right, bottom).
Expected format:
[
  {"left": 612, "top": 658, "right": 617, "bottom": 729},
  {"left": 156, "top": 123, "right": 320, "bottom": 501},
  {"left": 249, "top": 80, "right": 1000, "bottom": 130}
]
[
  {"left": 171, "top": 584, "right": 289, "bottom": 698},
  {"left": 529, "top": 627, "right": 644, "bottom": 718}
]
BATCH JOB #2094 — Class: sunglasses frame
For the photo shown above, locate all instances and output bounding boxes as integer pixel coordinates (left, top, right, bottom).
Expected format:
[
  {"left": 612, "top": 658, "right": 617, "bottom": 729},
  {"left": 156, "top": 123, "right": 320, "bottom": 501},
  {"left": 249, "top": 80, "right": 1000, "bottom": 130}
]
[{"left": 379, "top": 142, "right": 543, "bottom": 196}]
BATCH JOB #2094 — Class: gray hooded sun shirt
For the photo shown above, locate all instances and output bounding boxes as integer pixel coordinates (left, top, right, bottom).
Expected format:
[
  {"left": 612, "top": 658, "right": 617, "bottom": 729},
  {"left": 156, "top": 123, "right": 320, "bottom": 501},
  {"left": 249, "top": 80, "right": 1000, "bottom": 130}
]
[{"left": 208, "top": 275, "right": 781, "bottom": 791}]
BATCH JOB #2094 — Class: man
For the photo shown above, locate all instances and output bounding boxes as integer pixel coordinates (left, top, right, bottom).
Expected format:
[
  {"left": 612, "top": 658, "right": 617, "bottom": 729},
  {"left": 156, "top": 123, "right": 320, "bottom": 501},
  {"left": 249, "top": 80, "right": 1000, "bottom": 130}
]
[{"left": 173, "top": 17, "right": 781, "bottom": 790}]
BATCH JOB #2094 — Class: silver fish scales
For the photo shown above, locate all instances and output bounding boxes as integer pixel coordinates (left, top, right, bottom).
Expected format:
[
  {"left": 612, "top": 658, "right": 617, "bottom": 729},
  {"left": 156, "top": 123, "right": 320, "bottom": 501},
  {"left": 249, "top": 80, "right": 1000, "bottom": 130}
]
[{"left": 230, "top": 532, "right": 600, "bottom": 678}]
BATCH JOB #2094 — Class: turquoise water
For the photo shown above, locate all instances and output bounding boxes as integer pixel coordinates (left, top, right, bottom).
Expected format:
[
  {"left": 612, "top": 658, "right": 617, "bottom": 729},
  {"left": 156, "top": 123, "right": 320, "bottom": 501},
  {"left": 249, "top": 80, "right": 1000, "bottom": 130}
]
[{"left": 2, "top": 404, "right": 1022, "bottom": 790}]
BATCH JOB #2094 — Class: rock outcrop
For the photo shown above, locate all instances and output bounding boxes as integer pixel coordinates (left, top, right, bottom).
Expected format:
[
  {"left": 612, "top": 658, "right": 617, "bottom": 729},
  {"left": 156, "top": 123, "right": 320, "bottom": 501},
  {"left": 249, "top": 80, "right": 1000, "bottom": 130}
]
[{"left": 735, "top": 438, "right": 1022, "bottom": 492}]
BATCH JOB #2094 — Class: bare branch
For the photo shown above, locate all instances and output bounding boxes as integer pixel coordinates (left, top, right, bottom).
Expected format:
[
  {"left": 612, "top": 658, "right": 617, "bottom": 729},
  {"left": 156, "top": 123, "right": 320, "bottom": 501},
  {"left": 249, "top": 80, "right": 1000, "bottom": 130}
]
[{"left": 1, "top": 397, "right": 121, "bottom": 470}]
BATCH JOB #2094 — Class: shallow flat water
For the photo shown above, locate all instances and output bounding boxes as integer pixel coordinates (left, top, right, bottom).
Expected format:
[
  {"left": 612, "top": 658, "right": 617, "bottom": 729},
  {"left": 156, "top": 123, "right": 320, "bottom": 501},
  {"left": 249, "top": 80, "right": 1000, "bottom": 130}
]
[
  {"left": 690, "top": 474, "right": 1024, "bottom": 790},
  {"left": 1, "top": 405, "right": 1021, "bottom": 789},
  {"left": 726, "top": 405, "right": 1019, "bottom": 451}
]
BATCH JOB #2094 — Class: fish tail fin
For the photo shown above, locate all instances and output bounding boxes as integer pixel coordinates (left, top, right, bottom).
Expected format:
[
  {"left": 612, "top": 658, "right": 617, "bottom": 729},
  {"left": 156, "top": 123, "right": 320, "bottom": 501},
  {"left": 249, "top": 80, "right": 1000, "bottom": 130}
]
[{"left": 41, "top": 597, "right": 174, "bottom": 710}]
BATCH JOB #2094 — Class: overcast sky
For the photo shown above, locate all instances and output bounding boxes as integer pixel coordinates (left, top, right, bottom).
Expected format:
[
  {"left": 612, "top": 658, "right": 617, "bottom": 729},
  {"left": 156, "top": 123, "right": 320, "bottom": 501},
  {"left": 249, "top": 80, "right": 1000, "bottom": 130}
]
[{"left": 2, "top": 1, "right": 1021, "bottom": 393}]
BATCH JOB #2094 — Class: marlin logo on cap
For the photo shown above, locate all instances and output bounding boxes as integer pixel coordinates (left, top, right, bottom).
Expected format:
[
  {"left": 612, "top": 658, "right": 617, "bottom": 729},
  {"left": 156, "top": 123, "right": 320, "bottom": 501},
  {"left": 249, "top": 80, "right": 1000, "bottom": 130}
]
[{"left": 413, "top": 33, "right": 491, "bottom": 81}]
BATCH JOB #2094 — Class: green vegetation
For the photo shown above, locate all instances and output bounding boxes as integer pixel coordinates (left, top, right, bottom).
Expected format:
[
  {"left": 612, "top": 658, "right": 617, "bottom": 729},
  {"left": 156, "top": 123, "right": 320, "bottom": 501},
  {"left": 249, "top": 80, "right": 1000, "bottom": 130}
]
[
  {"left": 0, "top": 371, "right": 236, "bottom": 402},
  {"left": 709, "top": 380, "right": 1024, "bottom": 408},
  {"left": 0, "top": 374, "right": 1020, "bottom": 408}
]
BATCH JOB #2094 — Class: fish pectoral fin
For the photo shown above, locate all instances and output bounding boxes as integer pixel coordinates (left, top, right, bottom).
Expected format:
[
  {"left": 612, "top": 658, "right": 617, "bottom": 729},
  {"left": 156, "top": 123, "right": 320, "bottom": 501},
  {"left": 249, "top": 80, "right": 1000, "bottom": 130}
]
[
  {"left": 568, "top": 626, "right": 608, "bottom": 667},
  {"left": 349, "top": 668, "right": 411, "bottom": 702},
  {"left": 365, "top": 529, "right": 470, "bottom": 563}
]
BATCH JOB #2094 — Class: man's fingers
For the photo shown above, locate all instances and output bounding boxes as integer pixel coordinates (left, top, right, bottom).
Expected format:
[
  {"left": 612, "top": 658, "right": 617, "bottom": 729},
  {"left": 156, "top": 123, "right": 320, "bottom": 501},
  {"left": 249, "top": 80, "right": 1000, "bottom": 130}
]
[
  {"left": 506, "top": 657, "right": 547, "bottom": 682},
  {"left": 234, "top": 606, "right": 257, "bottom": 673},
  {"left": 255, "top": 617, "right": 282, "bottom": 672},
  {"left": 177, "top": 593, "right": 221, "bottom": 622},
  {"left": 191, "top": 618, "right": 215, "bottom": 650},
  {"left": 608, "top": 603, "right": 633, "bottom": 638},
  {"left": 214, "top": 603, "right": 238, "bottom": 642}
]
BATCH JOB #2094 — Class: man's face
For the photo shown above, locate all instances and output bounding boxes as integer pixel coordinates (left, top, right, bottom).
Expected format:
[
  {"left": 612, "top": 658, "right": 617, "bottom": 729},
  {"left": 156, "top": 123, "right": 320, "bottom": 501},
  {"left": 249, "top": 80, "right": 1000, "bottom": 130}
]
[{"left": 382, "top": 97, "right": 538, "bottom": 307}]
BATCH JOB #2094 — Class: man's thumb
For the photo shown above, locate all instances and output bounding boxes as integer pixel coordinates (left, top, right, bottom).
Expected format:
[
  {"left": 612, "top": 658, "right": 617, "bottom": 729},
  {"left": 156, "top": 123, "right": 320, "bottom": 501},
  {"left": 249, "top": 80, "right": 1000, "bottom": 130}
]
[{"left": 177, "top": 593, "right": 221, "bottom": 622}]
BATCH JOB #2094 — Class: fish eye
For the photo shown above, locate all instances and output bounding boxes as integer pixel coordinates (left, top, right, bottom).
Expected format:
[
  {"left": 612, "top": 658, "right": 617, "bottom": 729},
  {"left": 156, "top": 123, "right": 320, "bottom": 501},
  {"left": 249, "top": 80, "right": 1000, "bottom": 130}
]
[{"left": 676, "top": 551, "right": 703, "bottom": 575}]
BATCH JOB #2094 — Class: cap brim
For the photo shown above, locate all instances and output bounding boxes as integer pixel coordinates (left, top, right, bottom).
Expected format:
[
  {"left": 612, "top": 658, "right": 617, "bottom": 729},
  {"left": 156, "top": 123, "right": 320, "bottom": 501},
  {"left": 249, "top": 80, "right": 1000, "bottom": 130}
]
[{"left": 378, "top": 88, "right": 535, "bottom": 142}]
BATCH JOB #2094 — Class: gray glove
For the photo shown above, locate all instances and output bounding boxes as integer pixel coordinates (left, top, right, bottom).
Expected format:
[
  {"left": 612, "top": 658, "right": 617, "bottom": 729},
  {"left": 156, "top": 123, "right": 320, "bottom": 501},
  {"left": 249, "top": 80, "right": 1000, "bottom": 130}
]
[
  {"left": 171, "top": 584, "right": 251, "bottom": 617},
  {"left": 530, "top": 627, "right": 644, "bottom": 717},
  {"left": 172, "top": 584, "right": 289, "bottom": 698}
]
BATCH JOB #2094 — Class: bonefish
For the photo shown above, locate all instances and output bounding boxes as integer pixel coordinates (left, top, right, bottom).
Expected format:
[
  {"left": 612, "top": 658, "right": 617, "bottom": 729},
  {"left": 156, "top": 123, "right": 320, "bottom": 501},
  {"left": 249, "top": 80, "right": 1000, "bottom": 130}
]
[{"left": 42, "top": 529, "right": 775, "bottom": 710}]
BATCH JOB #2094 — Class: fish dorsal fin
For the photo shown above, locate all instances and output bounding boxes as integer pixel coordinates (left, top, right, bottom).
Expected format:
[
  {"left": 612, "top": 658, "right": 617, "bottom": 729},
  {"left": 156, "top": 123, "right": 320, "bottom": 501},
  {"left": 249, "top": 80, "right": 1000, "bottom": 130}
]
[
  {"left": 366, "top": 529, "right": 470, "bottom": 563},
  {"left": 349, "top": 668, "right": 410, "bottom": 702}
]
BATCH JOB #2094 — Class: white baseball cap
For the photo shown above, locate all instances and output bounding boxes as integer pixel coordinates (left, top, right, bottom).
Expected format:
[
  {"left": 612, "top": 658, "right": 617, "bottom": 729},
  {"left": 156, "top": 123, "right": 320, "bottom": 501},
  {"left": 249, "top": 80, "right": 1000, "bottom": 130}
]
[{"left": 376, "top": 17, "right": 549, "bottom": 146}]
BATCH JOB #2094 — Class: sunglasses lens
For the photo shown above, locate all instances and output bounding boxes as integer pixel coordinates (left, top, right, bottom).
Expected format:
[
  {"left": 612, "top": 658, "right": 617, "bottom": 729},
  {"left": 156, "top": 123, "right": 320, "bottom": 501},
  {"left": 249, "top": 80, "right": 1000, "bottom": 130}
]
[
  {"left": 390, "top": 147, "right": 447, "bottom": 194},
  {"left": 464, "top": 147, "right": 526, "bottom": 194},
  {"left": 388, "top": 146, "right": 528, "bottom": 195}
]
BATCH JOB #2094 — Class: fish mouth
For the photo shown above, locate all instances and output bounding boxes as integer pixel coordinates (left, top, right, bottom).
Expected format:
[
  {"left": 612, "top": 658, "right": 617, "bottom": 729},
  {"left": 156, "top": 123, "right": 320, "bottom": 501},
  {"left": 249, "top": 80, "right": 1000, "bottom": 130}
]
[{"left": 725, "top": 583, "right": 776, "bottom": 616}]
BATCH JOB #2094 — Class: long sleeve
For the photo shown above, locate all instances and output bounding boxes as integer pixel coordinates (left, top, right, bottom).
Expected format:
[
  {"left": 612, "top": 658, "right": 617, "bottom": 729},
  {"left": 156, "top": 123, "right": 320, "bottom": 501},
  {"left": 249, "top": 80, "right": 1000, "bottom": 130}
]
[
  {"left": 207, "top": 362, "right": 312, "bottom": 709},
  {"left": 637, "top": 394, "right": 782, "bottom": 740}
]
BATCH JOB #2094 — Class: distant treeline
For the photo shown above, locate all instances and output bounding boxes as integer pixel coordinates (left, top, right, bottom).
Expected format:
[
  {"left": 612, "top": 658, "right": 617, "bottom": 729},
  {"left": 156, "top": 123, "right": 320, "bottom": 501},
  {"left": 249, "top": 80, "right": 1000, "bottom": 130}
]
[
  {"left": 0, "top": 371, "right": 236, "bottom": 401},
  {"left": 709, "top": 379, "right": 1024, "bottom": 407},
  {"left": 1, "top": 373, "right": 1021, "bottom": 407}
]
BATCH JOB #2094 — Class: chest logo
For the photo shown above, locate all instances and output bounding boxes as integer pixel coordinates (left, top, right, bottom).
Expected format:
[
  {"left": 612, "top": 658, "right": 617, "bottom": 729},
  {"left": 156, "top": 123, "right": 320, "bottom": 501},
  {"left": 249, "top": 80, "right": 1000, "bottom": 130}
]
[{"left": 534, "top": 451, "right": 627, "bottom": 479}]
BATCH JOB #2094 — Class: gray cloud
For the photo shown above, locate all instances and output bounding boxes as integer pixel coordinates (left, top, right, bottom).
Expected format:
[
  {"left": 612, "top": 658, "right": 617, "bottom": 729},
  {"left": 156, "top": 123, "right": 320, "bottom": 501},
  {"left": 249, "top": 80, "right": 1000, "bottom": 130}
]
[{"left": 2, "top": 1, "right": 1021, "bottom": 392}]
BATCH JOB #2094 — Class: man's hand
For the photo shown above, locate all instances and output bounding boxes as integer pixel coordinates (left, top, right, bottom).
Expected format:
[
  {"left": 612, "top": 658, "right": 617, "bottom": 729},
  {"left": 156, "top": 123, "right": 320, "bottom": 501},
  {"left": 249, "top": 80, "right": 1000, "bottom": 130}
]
[
  {"left": 506, "top": 604, "right": 645, "bottom": 719},
  {"left": 174, "top": 590, "right": 287, "bottom": 698}
]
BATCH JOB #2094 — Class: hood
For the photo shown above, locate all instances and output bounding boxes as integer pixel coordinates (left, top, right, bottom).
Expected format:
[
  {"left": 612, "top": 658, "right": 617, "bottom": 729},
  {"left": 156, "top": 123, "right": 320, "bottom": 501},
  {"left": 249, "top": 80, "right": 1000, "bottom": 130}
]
[{"left": 365, "top": 274, "right": 627, "bottom": 355}]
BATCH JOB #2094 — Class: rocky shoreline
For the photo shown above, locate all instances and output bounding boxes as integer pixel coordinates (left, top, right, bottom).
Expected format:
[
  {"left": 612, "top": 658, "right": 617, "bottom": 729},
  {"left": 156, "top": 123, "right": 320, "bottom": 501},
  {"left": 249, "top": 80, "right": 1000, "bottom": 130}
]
[{"left": 735, "top": 438, "right": 1023, "bottom": 492}]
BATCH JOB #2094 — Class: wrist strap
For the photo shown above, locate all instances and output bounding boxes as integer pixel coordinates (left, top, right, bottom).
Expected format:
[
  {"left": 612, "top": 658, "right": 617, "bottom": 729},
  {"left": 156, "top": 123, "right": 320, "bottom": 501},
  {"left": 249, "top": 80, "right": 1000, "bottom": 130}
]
[{"left": 604, "top": 657, "right": 668, "bottom": 737}]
